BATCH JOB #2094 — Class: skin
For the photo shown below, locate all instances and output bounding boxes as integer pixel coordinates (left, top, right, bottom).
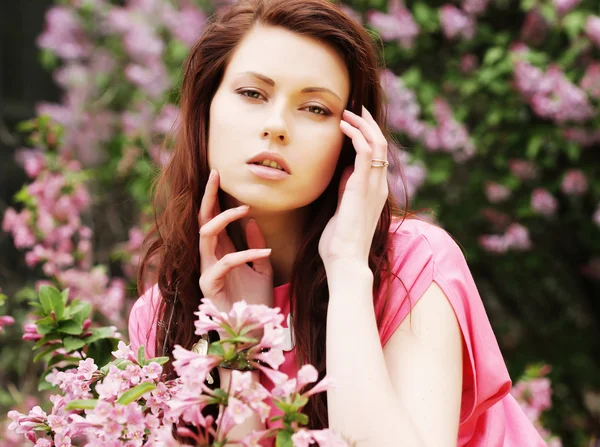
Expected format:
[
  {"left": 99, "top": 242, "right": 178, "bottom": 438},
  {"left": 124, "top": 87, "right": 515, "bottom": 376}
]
[
  {"left": 199, "top": 24, "right": 463, "bottom": 446},
  {"left": 207, "top": 24, "right": 350, "bottom": 287}
]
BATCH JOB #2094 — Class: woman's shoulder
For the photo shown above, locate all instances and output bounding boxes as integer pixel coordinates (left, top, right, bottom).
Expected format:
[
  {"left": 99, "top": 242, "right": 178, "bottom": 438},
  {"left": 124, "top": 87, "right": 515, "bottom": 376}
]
[{"left": 387, "top": 216, "right": 467, "bottom": 278}]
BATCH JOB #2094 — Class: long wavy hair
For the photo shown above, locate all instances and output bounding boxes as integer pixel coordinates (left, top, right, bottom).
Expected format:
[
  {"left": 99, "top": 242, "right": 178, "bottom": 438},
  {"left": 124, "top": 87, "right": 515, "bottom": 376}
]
[{"left": 137, "top": 0, "right": 410, "bottom": 429}]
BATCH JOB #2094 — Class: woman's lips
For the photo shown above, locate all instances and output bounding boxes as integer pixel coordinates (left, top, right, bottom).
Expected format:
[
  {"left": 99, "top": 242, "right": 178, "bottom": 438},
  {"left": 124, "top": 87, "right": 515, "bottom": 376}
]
[{"left": 246, "top": 163, "right": 290, "bottom": 180}]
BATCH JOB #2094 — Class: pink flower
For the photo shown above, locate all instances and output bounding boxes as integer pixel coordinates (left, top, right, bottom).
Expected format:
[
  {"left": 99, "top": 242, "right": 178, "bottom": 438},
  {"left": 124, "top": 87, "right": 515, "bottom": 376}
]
[
  {"left": 0, "top": 316, "right": 15, "bottom": 332},
  {"left": 37, "top": 7, "right": 90, "bottom": 59},
  {"left": 14, "top": 149, "right": 46, "bottom": 178},
  {"left": 225, "top": 396, "right": 253, "bottom": 424},
  {"left": 153, "top": 105, "right": 180, "bottom": 135},
  {"left": 366, "top": 0, "right": 420, "bottom": 49},
  {"left": 505, "top": 223, "right": 532, "bottom": 251},
  {"left": 580, "top": 63, "right": 600, "bottom": 99},
  {"left": 162, "top": 5, "right": 207, "bottom": 46},
  {"left": 485, "top": 182, "right": 511, "bottom": 203},
  {"left": 508, "top": 159, "right": 538, "bottom": 180},
  {"left": 531, "top": 189, "right": 558, "bottom": 218},
  {"left": 561, "top": 169, "right": 588, "bottom": 196},
  {"left": 585, "top": 16, "right": 600, "bottom": 48},
  {"left": 439, "top": 5, "right": 476, "bottom": 41},
  {"left": 125, "top": 62, "right": 169, "bottom": 99},
  {"left": 553, "top": 0, "right": 580, "bottom": 15},
  {"left": 462, "top": 0, "right": 490, "bottom": 15}
]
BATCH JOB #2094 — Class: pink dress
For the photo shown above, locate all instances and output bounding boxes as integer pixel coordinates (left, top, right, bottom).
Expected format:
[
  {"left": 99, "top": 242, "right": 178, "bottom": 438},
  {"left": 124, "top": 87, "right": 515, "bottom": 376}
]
[{"left": 129, "top": 218, "right": 546, "bottom": 446}]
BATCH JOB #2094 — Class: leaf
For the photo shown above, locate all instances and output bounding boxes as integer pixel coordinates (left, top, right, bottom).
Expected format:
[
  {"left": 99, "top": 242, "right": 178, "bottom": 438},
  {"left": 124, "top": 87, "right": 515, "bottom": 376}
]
[
  {"left": 208, "top": 343, "right": 225, "bottom": 357},
  {"left": 33, "top": 345, "right": 62, "bottom": 363},
  {"left": 58, "top": 320, "right": 83, "bottom": 335},
  {"left": 148, "top": 356, "right": 170, "bottom": 365},
  {"left": 66, "top": 300, "right": 91, "bottom": 324},
  {"left": 483, "top": 47, "right": 504, "bottom": 66},
  {"left": 66, "top": 399, "right": 98, "bottom": 411},
  {"left": 275, "top": 430, "right": 294, "bottom": 447},
  {"left": 138, "top": 345, "right": 146, "bottom": 366},
  {"left": 116, "top": 382, "right": 157, "bottom": 405},
  {"left": 84, "top": 327, "right": 116, "bottom": 344},
  {"left": 38, "top": 286, "right": 65, "bottom": 320},
  {"left": 63, "top": 336, "right": 86, "bottom": 353}
]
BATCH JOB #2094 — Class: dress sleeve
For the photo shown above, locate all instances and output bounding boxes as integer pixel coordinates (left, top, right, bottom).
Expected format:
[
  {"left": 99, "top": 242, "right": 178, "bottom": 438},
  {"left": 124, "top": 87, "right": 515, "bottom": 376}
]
[
  {"left": 375, "top": 219, "right": 512, "bottom": 425},
  {"left": 128, "top": 283, "right": 161, "bottom": 359}
]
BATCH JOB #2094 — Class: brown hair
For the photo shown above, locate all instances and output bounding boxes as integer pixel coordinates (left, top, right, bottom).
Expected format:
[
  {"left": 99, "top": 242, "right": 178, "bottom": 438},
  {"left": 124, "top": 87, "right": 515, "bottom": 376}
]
[{"left": 138, "top": 0, "right": 409, "bottom": 429}]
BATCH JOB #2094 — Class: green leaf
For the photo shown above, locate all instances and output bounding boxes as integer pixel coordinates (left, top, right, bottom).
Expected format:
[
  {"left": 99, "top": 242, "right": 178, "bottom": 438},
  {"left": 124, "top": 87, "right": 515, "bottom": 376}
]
[
  {"left": 275, "top": 430, "right": 293, "bottom": 447},
  {"left": 138, "top": 345, "right": 146, "bottom": 366},
  {"left": 84, "top": 327, "right": 116, "bottom": 344},
  {"left": 66, "top": 399, "right": 98, "bottom": 410},
  {"left": 148, "top": 356, "right": 170, "bottom": 365},
  {"left": 63, "top": 336, "right": 86, "bottom": 353},
  {"left": 116, "top": 382, "right": 157, "bottom": 405},
  {"left": 208, "top": 343, "right": 225, "bottom": 357},
  {"left": 58, "top": 320, "right": 83, "bottom": 335},
  {"left": 47, "top": 354, "right": 81, "bottom": 369},
  {"left": 33, "top": 344, "right": 61, "bottom": 363},
  {"left": 65, "top": 300, "right": 91, "bottom": 324},
  {"left": 526, "top": 134, "right": 544, "bottom": 159},
  {"left": 38, "top": 286, "right": 65, "bottom": 320},
  {"left": 483, "top": 47, "right": 504, "bottom": 66}
]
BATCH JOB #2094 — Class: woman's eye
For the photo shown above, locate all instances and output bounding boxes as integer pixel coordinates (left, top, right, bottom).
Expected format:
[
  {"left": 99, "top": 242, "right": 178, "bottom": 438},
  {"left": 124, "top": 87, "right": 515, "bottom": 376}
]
[
  {"left": 305, "top": 105, "right": 330, "bottom": 116},
  {"left": 238, "top": 90, "right": 331, "bottom": 116},
  {"left": 239, "top": 89, "right": 264, "bottom": 100}
]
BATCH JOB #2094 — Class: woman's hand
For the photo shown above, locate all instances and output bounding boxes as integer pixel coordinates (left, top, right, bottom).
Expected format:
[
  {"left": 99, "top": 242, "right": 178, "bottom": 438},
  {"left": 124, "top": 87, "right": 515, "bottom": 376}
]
[
  {"left": 318, "top": 106, "right": 389, "bottom": 270},
  {"left": 198, "top": 170, "right": 274, "bottom": 314}
]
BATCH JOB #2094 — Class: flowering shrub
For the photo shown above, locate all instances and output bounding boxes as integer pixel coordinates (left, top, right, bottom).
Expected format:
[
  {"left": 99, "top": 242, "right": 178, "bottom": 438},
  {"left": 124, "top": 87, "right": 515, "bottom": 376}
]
[
  {"left": 1, "top": 0, "right": 599, "bottom": 443},
  {"left": 8, "top": 287, "right": 346, "bottom": 447}
]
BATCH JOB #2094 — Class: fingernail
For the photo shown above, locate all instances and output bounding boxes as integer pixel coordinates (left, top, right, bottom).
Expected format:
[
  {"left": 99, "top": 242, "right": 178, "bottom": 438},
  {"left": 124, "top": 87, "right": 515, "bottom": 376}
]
[
  {"left": 258, "top": 249, "right": 271, "bottom": 254},
  {"left": 209, "top": 169, "right": 215, "bottom": 180},
  {"left": 238, "top": 205, "right": 250, "bottom": 211}
]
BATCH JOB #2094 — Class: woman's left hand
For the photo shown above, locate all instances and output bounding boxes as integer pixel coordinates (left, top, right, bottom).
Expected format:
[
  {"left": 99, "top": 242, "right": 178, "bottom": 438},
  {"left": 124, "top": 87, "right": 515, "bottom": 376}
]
[{"left": 318, "top": 106, "right": 389, "bottom": 270}]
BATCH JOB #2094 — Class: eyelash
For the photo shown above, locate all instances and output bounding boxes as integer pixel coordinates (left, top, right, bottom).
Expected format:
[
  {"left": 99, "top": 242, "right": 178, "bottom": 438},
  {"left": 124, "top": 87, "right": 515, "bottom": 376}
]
[{"left": 237, "top": 89, "right": 332, "bottom": 116}]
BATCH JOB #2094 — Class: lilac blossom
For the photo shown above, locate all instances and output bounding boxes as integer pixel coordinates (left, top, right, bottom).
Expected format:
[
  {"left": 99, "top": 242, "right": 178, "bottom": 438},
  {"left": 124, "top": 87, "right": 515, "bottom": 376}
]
[
  {"left": 37, "top": 7, "right": 90, "bottom": 60},
  {"left": 479, "top": 223, "right": 532, "bottom": 253},
  {"left": 580, "top": 62, "right": 600, "bottom": 99},
  {"left": 485, "top": 182, "right": 512, "bottom": 204},
  {"left": 531, "top": 188, "right": 558, "bottom": 218},
  {"left": 585, "top": 16, "right": 600, "bottom": 48},
  {"left": 439, "top": 5, "right": 476, "bottom": 41},
  {"left": 366, "top": 0, "right": 420, "bottom": 49},
  {"left": 462, "top": 0, "right": 490, "bottom": 16},
  {"left": 552, "top": 0, "right": 580, "bottom": 15},
  {"left": 561, "top": 169, "right": 588, "bottom": 196}
]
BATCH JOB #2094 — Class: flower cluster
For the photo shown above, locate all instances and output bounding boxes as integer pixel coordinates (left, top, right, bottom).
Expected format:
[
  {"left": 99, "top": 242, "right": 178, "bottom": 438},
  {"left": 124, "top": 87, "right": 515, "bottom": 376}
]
[
  {"left": 8, "top": 295, "right": 347, "bottom": 447},
  {"left": 381, "top": 70, "right": 476, "bottom": 163},
  {"left": 512, "top": 365, "right": 563, "bottom": 446}
]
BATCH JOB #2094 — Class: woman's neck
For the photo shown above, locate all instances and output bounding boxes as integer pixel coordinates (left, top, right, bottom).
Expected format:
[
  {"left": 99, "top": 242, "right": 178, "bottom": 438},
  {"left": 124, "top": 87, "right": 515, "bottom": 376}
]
[{"left": 221, "top": 193, "right": 308, "bottom": 287}]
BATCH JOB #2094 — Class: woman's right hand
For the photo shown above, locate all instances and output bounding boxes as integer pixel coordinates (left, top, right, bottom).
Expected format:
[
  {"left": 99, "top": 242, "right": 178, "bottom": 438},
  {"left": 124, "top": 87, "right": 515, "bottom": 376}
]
[{"left": 198, "top": 170, "right": 274, "bottom": 315}]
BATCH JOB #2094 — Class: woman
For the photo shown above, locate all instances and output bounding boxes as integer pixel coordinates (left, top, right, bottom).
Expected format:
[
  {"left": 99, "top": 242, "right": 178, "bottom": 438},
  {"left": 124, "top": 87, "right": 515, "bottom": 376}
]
[{"left": 129, "top": 0, "right": 546, "bottom": 445}]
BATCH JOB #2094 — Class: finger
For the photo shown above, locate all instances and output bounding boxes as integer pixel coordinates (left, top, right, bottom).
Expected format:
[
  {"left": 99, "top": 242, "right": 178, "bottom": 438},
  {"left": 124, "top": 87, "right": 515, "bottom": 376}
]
[
  {"left": 361, "top": 105, "right": 388, "bottom": 162},
  {"left": 335, "top": 167, "right": 353, "bottom": 214},
  {"left": 199, "top": 205, "right": 250, "bottom": 269},
  {"left": 245, "top": 219, "right": 273, "bottom": 276},
  {"left": 199, "top": 170, "right": 218, "bottom": 227},
  {"left": 340, "top": 119, "right": 372, "bottom": 185},
  {"left": 202, "top": 249, "right": 272, "bottom": 288},
  {"left": 342, "top": 109, "right": 381, "bottom": 147}
]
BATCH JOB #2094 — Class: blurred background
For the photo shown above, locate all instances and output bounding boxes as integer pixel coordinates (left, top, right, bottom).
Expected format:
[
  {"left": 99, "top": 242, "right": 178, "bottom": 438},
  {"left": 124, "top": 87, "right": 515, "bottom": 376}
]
[{"left": 1, "top": 0, "right": 599, "bottom": 445}]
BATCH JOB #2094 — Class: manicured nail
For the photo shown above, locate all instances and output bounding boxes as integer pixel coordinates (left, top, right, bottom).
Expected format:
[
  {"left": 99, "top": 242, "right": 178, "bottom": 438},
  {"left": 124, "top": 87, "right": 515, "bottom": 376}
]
[
  {"left": 209, "top": 169, "right": 215, "bottom": 180},
  {"left": 238, "top": 205, "right": 250, "bottom": 211},
  {"left": 257, "top": 249, "right": 272, "bottom": 254}
]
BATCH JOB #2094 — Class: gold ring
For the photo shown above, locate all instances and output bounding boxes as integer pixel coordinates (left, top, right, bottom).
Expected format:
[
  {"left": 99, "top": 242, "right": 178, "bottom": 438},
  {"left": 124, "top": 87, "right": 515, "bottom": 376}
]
[{"left": 370, "top": 159, "right": 389, "bottom": 168}]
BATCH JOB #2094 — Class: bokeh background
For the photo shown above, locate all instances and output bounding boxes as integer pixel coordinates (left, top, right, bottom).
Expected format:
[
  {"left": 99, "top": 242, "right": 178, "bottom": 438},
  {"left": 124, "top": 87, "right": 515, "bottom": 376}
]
[{"left": 1, "top": 0, "right": 599, "bottom": 445}]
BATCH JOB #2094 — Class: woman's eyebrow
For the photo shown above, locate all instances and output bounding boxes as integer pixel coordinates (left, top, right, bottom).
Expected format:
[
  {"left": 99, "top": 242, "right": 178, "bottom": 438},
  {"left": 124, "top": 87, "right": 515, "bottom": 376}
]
[{"left": 238, "top": 70, "right": 342, "bottom": 102}]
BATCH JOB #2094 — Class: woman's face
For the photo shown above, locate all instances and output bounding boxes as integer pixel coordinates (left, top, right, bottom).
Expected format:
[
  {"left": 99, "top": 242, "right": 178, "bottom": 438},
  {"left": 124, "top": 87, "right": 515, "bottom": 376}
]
[{"left": 208, "top": 25, "right": 351, "bottom": 212}]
